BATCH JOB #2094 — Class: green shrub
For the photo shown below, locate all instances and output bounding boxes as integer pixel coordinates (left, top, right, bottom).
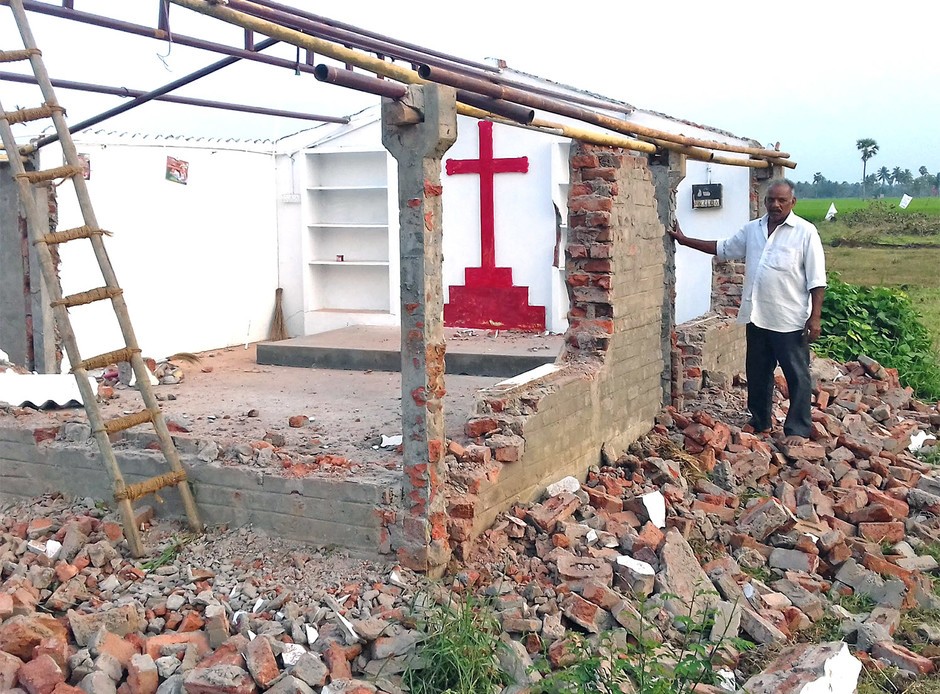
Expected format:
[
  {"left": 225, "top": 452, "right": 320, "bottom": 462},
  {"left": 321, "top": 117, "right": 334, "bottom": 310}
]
[
  {"left": 815, "top": 274, "right": 940, "bottom": 400},
  {"left": 402, "top": 594, "right": 509, "bottom": 694}
]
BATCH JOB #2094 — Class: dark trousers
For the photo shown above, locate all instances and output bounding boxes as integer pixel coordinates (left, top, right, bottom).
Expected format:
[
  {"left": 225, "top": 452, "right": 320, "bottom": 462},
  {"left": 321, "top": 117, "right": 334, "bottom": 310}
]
[{"left": 745, "top": 323, "right": 812, "bottom": 438}]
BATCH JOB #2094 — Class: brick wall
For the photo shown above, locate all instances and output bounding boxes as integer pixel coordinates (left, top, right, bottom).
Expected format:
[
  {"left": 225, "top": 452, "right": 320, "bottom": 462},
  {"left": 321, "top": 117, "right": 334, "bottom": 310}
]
[
  {"left": 447, "top": 145, "right": 667, "bottom": 552},
  {"left": 675, "top": 313, "right": 746, "bottom": 396}
]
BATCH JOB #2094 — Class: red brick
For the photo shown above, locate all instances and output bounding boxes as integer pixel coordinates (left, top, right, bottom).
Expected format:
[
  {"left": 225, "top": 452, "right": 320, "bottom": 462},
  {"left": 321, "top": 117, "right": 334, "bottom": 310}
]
[
  {"left": 323, "top": 642, "right": 352, "bottom": 681},
  {"left": 126, "top": 654, "right": 158, "bottom": 694},
  {"left": 584, "top": 486, "right": 623, "bottom": 514},
  {"left": 561, "top": 593, "right": 609, "bottom": 633},
  {"left": 144, "top": 632, "right": 209, "bottom": 660},
  {"left": 243, "top": 636, "right": 278, "bottom": 688},
  {"left": 464, "top": 418, "right": 499, "bottom": 438},
  {"left": 857, "top": 522, "right": 905, "bottom": 544},
  {"left": 864, "top": 489, "right": 910, "bottom": 519},
  {"left": 569, "top": 196, "right": 613, "bottom": 213},
  {"left": 527, "top": 493, "right": 580, "bottom": 533},
  {"left": 691, "top": 500, "right": 735, "bottom": 523},
  {"left": 17, "top": 653, "right": 64, "bottom": 694},
  {"left": 871, "top": 641, "right": 935, "bottom": 675},
  {"left": 633, "top": 522, "right": 665, "bottom": 554}
]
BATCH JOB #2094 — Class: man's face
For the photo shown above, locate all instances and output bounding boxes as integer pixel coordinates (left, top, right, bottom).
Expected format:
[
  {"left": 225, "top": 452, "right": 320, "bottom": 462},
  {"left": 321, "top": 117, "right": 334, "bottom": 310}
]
[{"left": 765, "top": 185, "right": 796, "bottom": 223}]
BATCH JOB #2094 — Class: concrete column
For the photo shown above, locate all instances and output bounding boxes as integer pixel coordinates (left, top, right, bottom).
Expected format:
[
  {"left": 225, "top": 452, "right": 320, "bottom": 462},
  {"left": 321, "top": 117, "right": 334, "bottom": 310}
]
[
  {"left": 650, "top": 152, "right": 686, "bottom": 408},
  {"left": 381, "top": 84, "right": 457, "bottom": 577},
  {"left": 0, "top": 158, "right": 58, "bottom": 372}
]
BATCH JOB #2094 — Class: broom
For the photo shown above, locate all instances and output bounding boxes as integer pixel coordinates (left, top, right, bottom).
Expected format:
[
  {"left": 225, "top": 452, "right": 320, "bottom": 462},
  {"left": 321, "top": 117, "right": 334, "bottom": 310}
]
[{"left": 268, "top": 287, "right": 289, "bottom": 341}]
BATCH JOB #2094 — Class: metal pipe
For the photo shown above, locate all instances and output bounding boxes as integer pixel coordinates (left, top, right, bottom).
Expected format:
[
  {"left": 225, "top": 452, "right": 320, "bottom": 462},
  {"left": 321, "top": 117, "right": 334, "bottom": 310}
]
[
  {"left": 168, "top": 0, "right": 781, "bottom": 168},
  {"left": 29, "top": 36, "right": 282, "bottom": 148},
  {"left": 0, "top": 71, "right": 349, "bottom": 125},
  {"left": 246, "top": 0, "right": 633, "bottom": 115},
  {"left": 314, "top": 65, "right": 534, "bottom": 125},
  {"left": 419, "top": 65, "right": 793, "bottom": 164},
  {"left": 4, "top": 0, "right": 322, "bottom": 77},
  {"left": 229, "top": 0, "right": 635, "bottom": 116},
  {"left": 246, "top": 0, "right": 500, "bottom": 74},
  {"left": 313, "top": 64, "right": 407, "bottom": 100}
]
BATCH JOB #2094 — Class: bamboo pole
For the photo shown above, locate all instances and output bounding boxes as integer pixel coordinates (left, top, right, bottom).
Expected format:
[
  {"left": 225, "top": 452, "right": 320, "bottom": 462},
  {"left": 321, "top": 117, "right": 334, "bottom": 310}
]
[{"left": 168, "top": 0, "right": 789, "bottom": 169}]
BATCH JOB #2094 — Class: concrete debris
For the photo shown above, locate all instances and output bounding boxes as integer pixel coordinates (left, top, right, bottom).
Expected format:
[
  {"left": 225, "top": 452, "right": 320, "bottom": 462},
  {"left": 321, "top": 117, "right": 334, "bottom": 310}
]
[
  {"left": 742, "top": 641, "right": 862, "bottom": 693},
  {"left": 0, "top": 355, "right": 938, "bottom": 692}
]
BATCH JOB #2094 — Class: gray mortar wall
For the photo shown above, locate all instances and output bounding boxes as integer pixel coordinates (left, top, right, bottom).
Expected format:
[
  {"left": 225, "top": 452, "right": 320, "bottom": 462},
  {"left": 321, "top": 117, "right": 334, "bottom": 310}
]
[
  {"left": 0, "top": 159, "right": 57, "bottom": 372},
  {"left": 0, "top": 426, "right": 398, "bottom": 556},
  {"left": 463, "top": 147, "right": 667, "bottom": 536}
]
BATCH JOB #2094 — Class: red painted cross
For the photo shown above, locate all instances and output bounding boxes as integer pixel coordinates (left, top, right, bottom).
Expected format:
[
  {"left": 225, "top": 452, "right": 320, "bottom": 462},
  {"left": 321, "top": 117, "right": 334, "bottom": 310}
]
[{"left": 445, "top": 120, "right": 528, "bottom": 268}]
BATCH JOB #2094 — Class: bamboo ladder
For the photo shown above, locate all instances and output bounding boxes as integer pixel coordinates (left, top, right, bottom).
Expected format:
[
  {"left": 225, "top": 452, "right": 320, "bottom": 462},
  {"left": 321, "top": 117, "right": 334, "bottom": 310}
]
[{"left": 0, "top": 0, "right": 202, "bottom": 556}]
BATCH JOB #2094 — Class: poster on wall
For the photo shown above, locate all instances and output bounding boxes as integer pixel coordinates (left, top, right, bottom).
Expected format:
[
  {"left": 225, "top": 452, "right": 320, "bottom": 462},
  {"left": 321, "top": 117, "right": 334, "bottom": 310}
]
[
  {"left": 165, "top": 156, "right": 189, "bottom": 185},
  {"left": 77, "top": 153, "right": 91, "bottom": 180},
  {"left": 65, "top": 153, "right": 91, "bottom": 179}
]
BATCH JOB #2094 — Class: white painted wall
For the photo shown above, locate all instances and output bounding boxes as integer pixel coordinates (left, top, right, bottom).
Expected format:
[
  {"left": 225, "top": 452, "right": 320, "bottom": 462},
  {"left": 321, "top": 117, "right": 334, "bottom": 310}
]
[
  {"left": 441, "top": 116, "right": 562, "bottom": 327},
  {"left": 44, "top": 133, "right": 279, "bottom": 363},
  {"left": 628, "top": 110, "right": 754, "bottom": 323},
  {"left": 278, "top": 95, "right": 760, "bottom": 336}
]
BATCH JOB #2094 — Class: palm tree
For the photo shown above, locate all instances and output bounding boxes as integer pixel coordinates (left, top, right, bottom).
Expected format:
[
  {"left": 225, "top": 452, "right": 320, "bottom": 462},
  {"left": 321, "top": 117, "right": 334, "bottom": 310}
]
[
  {"left": 877, "top": 166, "right": 891, "bottom": 187},
  {"left": 891, "top": 166, "right": 903, "bottom": 186},
  {"left": 900, "top": 169, "right": 914, "bottom": 186},
  {"left": 856, "top": 138, "right": 879, "bottom": 192},
  {"left": 812, "top": 171, "right": 825, "bottom": 185}
]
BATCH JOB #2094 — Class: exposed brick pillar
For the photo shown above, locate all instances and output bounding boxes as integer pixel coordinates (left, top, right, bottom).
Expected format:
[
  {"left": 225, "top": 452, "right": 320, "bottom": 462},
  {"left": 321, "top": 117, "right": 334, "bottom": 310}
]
[
  {"left": 381, "top": 85, "right": 457, "bottom": 577},
  {"left": 649, "top": 152, "right": 686, "bottom": 409}
]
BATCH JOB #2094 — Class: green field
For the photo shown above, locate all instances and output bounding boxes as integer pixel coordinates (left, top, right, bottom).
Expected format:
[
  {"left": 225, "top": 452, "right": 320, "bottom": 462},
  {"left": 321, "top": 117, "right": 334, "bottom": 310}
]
[{"left": 795, "top": 197, "right": 940, "bottom": 223}]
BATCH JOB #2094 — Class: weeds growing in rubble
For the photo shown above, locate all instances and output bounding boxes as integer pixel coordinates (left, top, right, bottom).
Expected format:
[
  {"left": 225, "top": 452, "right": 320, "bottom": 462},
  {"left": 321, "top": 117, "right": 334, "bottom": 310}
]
[
  {"left": 837, "top": 592, "right": 877, "bottom": 614},
  {"left": 140, "top": 534, "right": 195, "bottom": 571},
  {"left": 532, "top": 593, "right": 751, "bottom": 694},
  {"left": 915, "top": 446, "right": 940, "bottom": 467},
  {"left": 402, "top": 593, "right": 509, "bottom": 694}
]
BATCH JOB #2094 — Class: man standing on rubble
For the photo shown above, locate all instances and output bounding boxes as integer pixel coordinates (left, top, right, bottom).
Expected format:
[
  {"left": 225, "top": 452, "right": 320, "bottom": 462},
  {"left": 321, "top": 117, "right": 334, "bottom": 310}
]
[{"left": 668, "top": 179, "right": 827, "bottom": 446}]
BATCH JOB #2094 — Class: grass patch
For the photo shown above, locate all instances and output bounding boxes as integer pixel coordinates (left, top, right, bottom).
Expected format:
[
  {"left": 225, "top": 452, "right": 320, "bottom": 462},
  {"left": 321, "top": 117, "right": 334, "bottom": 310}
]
[
  {"left": 838, "top": 593, "right": 876, "bottom": 614},
  {"left": 796, "top": 198, "right": 940, "bottom": 224},
  {"left": 403, "top": 594, "right": 509, "bottom": 694}
]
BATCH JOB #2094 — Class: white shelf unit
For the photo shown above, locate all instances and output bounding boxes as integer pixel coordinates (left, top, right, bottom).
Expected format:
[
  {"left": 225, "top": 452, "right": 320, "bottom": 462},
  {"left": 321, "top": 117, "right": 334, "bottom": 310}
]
[{"left": 302, "top": 149, "right": 398, "bottom": 323}]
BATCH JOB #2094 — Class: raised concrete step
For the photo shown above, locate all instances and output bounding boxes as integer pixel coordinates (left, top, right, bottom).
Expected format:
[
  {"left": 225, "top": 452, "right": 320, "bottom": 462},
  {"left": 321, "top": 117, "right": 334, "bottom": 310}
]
[{"left": 257, "top": 326, "right": 561, "bottom": 378}]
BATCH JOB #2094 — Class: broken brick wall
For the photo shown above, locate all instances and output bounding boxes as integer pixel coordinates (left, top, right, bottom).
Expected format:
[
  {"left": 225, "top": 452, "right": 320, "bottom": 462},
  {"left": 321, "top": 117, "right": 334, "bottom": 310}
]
[
  {"left": 450, "top": 145, "right": 667, "bottom": 548},
  {"left": 675, "top": 314, "right": 747, "bottom": 398}
]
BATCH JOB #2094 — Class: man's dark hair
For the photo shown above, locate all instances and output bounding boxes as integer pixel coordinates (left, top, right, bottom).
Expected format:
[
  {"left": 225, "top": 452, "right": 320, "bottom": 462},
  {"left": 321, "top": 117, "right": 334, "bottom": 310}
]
[{"left": 766, "top": 178, "right": 796, "bottom": 196}]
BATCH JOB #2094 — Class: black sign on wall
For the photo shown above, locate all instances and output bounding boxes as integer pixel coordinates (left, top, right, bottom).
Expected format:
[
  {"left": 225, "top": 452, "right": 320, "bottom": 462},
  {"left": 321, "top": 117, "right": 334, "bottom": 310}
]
[{"left": 692, "top": 183, "right": 722, "bottom": 209}]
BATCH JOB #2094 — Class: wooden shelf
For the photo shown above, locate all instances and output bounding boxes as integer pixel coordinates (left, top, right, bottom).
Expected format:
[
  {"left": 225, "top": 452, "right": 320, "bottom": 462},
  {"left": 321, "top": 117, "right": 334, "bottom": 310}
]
[{"left": 303, "top": 148, "right": 393, "bottom": 315}]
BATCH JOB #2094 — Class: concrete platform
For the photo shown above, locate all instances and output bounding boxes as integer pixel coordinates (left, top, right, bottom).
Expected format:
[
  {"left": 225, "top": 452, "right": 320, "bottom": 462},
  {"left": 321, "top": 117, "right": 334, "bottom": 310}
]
[{"left": 257, "top": 326, "right": 563, "bottom": 378}]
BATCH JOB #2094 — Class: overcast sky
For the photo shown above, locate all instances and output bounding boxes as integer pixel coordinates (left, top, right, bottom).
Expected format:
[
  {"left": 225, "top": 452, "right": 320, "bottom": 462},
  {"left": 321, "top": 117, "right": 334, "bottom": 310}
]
[{"left": 2, "top": 0, "right": 937, "bottom": 183}]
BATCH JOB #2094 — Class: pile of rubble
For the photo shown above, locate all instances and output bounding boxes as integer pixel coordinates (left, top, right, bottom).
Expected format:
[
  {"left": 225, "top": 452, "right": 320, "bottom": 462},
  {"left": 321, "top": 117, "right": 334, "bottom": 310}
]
[
  {"left": 0, "top": 355, "right": 938, "bottom": 693},
  {"left": 0, "top": 496, "right": 433, "bottom": 694},
  {"left": 463, "top": 355, "right": 940, "bottom": 691}
]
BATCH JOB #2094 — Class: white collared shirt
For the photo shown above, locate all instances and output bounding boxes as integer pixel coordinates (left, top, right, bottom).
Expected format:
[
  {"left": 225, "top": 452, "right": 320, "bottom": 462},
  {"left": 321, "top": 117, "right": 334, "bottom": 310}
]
[{"left": 717, "top": 212, "right": 827, "bottom": 333}]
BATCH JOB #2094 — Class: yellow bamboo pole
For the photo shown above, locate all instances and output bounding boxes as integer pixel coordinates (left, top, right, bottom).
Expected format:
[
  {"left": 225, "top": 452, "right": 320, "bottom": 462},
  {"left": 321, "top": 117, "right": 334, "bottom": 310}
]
[{"left": 169, "top": 0, "right": 788, "bottom": 169}]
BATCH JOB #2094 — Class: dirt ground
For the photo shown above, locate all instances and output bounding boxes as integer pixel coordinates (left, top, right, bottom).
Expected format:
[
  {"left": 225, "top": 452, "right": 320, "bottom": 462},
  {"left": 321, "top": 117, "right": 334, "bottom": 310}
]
[{"left": 0, "top": 343, "right": 512, "bottom": 467}]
